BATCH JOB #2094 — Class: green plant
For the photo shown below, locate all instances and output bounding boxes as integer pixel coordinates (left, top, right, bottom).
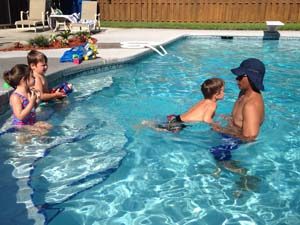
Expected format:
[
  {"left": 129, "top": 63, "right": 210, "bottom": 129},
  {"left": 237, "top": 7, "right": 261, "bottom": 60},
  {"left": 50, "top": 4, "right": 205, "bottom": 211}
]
[
  {"left": 56, "top": 30, "right": 73, "bottom": 40},
  {"left": 29, "top": 35, "right": 50, "bottom": 47},
  {"left": 49, "top": 30, "right": 74, "bottom": 47},
  {"left": 74, "top": 31, "right": 91, "bottom": 42}
]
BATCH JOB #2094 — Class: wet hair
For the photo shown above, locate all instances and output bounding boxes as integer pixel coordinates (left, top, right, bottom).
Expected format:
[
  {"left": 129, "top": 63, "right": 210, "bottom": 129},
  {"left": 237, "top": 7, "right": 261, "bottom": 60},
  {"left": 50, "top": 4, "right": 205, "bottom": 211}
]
[
  {"left": 3, "top": 64, "right": 30, "bottom": 89},
  {"left": 27, "top": 50, "right": 48, "bottom": 66},
  {"left": 201, "top": 78, "right": 225, "bottom": 99},
  {"left": 247, "top": 77, "right": 261, "bottom": 93}
]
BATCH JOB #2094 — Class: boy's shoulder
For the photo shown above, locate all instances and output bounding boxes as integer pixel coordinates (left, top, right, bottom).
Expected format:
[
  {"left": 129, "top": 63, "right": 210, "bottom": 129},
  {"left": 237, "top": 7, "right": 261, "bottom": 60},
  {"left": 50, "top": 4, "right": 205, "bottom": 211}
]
[
  {"left": 199, "top": 98, "right": 217, "bottom": 106},
  {"left": 34, "top": 73, "right": 46, "bottom": 82},
  {"left": 203, "top": 99, "right": 217, "bottom": 108},
  {"left": 34, "top": 73, "right": 46, "bottom": 78}
]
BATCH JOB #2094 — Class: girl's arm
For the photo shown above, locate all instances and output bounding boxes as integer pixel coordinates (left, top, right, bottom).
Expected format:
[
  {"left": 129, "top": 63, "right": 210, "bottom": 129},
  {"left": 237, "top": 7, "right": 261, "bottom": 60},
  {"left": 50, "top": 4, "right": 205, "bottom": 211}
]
[{"left": 10, "top": 93, "right": 36, "bottom": 120}]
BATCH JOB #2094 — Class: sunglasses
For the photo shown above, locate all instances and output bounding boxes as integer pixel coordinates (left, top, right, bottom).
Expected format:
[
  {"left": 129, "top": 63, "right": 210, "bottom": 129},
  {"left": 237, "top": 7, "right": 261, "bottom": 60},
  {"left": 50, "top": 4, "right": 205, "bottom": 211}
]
[{"left": 236, "top": 75, "right": 247, "bottom": 81}]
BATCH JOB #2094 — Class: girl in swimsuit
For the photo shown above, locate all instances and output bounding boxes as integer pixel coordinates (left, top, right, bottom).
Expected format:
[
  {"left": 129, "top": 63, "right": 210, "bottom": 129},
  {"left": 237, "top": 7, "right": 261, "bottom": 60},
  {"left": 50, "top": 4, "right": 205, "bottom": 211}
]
[{"left": 3, "top": 64, "right": 52, "bottom": 136}]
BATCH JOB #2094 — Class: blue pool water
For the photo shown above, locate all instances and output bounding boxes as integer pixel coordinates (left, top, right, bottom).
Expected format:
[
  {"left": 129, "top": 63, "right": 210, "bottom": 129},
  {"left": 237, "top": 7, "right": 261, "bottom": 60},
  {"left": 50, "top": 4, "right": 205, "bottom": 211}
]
[{"left": 1, "top": 37, "right": 300, "bottom": 225}]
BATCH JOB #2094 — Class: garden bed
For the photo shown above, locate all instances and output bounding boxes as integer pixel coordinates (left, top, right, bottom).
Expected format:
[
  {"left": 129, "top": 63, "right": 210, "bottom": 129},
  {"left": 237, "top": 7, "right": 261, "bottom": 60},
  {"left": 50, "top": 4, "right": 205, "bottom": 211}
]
[{"left": 0, "top": 31, "right": 97, "bottom": 51}]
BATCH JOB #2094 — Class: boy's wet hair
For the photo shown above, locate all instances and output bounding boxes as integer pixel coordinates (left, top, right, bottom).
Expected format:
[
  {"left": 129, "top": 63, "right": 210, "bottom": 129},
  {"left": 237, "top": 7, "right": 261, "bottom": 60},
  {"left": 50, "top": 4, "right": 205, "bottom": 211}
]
[
  {"left": 201, "top": 78, "right": 224, "bottom": 99},
  {"left": 27, "top": 50, "right": 48, "bottom": 66},
  {"left": 3, "top": 64, "right": 30, "bottom": 89}
]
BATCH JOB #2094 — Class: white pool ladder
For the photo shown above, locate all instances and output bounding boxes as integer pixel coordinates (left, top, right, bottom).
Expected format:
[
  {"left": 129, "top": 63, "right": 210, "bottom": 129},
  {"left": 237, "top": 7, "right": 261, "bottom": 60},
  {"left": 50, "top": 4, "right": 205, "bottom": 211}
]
[
  {"left": 120, "top": 41, "right": 168, "bottom": 56},
  {"left": 144, "top": 44, "right": 168, "bottom": 56}
]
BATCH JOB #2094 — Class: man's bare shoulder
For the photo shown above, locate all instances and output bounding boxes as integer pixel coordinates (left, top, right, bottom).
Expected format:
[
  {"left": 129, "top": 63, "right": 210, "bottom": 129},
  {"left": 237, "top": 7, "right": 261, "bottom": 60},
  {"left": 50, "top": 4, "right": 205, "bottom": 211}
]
[
  {"left": 245, "top": 93, "right": 263, "bottom": 106},
  {"left": 243, "top": 100, "right": 257, "bottom": 113}
]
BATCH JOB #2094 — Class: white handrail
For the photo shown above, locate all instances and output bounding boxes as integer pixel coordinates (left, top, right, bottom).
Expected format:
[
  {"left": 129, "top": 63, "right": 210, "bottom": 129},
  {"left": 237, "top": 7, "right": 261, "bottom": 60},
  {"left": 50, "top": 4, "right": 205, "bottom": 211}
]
[
  {"left": 120, "top": 41, "right": 168, "bottom": 56},
  {"left": 144, "top": 44, "right": 167, "bottom": 56}
]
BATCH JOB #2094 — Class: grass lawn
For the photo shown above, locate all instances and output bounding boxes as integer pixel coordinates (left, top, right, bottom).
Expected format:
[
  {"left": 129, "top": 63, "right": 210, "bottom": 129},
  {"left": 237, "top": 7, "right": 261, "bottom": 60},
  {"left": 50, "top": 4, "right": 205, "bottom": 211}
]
[{"left": 101, "top": 21, "right": 300, "bottom": 30}]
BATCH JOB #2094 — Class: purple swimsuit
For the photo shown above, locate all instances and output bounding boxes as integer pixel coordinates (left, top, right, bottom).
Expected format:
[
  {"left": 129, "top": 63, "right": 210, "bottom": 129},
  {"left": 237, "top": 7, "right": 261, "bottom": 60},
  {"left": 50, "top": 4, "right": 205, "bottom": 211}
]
[{"left": 11, "top": 92, "right": 36, "bottom": 126}]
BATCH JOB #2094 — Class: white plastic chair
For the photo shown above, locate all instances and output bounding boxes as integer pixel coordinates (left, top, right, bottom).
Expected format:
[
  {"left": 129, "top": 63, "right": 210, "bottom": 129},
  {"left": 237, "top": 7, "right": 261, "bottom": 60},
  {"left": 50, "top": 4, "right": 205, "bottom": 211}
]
[
  {"left": 70, "top": 1, "right": 100, "bottom": 32},
  {"left": 15, "top": 0, "right": 48, "bottom": 32}
]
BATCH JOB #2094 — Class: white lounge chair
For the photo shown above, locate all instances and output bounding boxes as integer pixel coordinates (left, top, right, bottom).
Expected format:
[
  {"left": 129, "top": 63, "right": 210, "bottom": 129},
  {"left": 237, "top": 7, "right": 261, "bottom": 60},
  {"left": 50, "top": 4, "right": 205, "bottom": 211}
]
[
  {"left": 50, "top": 13, "right": 79, "bottom": 32},
  {"left": 70, "top": 1, "right": 100, "bottom": 32},
  {"left": 15, "top": 0, "right": 48, "bottom": 32}
]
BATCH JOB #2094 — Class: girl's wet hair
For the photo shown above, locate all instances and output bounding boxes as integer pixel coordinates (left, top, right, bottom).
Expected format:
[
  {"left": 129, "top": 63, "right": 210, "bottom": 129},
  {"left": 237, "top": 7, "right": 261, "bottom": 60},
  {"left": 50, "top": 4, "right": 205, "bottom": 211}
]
[
  {"left": 27, "top": 49, "right": 48, "bottom": 65},
  {"left": 3, "top": 64, "right": 30, "bottom": 89},
  {"left": 201, "top": 78, "right": 225, "bottom": 99}
]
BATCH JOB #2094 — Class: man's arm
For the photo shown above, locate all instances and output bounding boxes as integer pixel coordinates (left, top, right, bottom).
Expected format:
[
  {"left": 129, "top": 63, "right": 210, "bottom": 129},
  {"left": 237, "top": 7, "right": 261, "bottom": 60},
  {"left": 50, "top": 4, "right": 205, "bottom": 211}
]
[{"left": 242, "top": 103, "right": 261, "bottom": 140}]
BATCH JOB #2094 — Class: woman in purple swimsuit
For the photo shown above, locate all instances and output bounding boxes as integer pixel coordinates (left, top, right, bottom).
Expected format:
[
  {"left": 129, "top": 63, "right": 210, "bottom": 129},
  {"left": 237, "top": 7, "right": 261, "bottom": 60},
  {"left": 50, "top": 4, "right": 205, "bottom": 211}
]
[{"left": 3, "top": 64, "right": 52, "bottom": 135}]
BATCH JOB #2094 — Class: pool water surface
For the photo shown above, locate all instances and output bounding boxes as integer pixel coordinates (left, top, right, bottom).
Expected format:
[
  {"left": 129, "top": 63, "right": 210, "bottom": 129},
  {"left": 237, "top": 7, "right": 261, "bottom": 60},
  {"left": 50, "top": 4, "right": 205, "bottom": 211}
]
[{"left": 1, "top": 37, "right": 300, "bottom": 225}]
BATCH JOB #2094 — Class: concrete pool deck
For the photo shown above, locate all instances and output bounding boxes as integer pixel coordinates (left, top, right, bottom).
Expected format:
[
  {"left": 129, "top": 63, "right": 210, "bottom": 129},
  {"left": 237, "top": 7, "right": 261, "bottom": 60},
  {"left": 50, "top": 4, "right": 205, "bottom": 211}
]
[{"left": 1, "top": 27, "right": 300, "bottom": 115}]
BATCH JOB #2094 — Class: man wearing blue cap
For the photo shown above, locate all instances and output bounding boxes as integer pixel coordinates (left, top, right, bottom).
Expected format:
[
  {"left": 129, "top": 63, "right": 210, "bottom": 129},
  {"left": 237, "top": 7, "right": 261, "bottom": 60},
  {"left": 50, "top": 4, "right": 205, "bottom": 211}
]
[{"left": 214, "top": 58, "right": 265, "bottom": 141}]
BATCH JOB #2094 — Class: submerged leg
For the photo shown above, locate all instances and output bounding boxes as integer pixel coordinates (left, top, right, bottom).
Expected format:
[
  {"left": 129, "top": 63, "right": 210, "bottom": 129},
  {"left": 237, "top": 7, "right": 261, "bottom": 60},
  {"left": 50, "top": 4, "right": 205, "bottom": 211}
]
[
  {"left": 211, "top": 166, "right": 222, "bottom": 178},
  {"left": 141, "top": 120, "right": 168, "bottom": 132},
  {"left": 218, "top": 160, "right": 248, "bottom": 176},
  {"left": 235, "top": 175, "right": 261, "bottom": 192}
]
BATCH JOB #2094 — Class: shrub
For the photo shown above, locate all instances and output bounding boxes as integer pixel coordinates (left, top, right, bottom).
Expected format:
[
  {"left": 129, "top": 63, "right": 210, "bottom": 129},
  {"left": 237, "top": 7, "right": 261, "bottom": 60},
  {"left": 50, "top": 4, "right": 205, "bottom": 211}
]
[
  {"left": 74, "top": 31, "right": 91, "bottom": 42},
  {"left": 56, "top": 30, "right": 72, "bottom": 40},
  {"left": 29, "top": 35, "right": 50, "bottom": 47}
]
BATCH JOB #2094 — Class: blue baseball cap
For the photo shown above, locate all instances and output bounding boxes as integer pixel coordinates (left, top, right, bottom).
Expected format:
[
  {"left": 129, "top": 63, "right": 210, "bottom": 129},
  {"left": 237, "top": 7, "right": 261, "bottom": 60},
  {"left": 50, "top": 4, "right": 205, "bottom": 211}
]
[{"left": 231, "top": 58, "right": 265, "bottom": 91}]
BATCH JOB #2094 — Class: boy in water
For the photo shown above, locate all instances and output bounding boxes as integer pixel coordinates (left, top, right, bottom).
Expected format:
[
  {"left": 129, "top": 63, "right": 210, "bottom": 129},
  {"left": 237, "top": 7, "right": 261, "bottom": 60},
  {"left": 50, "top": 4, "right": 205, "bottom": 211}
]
[
  {"left": 143, "top": 78, "right": 225, "bottom": 132},
  {"left": 27, "top": 50, "right": 69, "bottom": 101}
]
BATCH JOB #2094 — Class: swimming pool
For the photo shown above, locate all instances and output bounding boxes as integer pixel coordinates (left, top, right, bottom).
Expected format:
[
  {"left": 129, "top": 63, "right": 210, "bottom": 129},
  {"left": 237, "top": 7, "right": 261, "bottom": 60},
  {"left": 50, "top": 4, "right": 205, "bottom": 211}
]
[{"left": 1, "top": 37, "right": 300, "bottom": 225}]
